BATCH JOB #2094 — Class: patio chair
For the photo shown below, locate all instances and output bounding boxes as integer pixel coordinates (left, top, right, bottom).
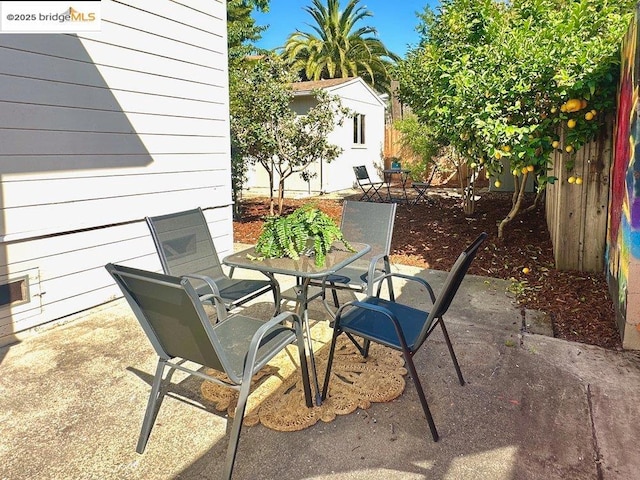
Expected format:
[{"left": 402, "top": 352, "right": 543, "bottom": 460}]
[
  {"left": 321, "top": 232, "right": 488, "bottom": 442},
  {"left": 146, "top": 208, "right": 279, "bottom": 313},
  {"left": 412, "top": 165, "right": 438, "bottom": 206},
  {"left": 310, "top": 200, "right": 397, "bottom": 311},
  {"left": 105, "top": 263, "right": 312, "bottom": 480},
  {"left": 353, "top": 165, "right": 385, "bottom": 202}
]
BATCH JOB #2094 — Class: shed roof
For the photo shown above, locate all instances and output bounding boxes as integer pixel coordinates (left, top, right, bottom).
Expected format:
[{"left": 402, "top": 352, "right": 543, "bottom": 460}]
[{"left": 291, "top": 77, "right": 386, "bottom": 108}]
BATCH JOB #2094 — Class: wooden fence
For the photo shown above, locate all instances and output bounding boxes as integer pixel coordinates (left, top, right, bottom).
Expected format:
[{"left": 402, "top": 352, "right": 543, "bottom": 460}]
[
  {"left": 545, "top": 116, "right": 613, "bottom": 272},
  {"left": 386, "top": 121, "right": 613, "bottom": 272}
]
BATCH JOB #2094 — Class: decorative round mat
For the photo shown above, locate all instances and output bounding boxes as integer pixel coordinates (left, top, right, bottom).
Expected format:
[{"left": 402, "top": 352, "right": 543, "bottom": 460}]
[{"left": 200, "top": 321, "right": 407, "bottom": 431}]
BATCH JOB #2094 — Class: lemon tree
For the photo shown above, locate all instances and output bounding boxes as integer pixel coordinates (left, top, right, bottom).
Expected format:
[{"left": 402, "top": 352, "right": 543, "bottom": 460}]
[{"left": 395, "top": 0, "right": 634, "bottom": 238}]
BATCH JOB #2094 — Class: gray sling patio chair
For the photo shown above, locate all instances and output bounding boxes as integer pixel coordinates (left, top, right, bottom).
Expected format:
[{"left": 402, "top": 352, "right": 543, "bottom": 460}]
[
  {"left": 310, "top": 200, "right": 397, "bottom": 311},
  {"left": 412, "top": 165, "right": 438, "bottom": 206},
  {"left": 105, "top": 263, "right": 312, "bottom": 480},
  {"left": 321, "top": 232, "right": 488, "bottom": 442},
  {"left": 146, "top": 208, "right": 279, "bottom": 313},
  {"left": 353, "top": 165, "right": 386, "bottom": 202}
]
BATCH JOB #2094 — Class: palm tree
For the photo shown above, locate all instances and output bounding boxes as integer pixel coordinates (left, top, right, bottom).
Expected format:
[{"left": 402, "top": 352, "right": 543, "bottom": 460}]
[{"left": 283, "top": 0, "right": 399, "bottom": 94}]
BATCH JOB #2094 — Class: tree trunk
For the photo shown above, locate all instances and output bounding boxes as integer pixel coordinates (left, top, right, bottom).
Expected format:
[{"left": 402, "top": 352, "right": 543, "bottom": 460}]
[
  {"left": 512, "top": 174, "right": 520, "bottom": 207},
  {"left": 276, "top": 177, "right": 286, "bottom": 215},
  {"left": 266, "top": 163, "right": 276, "bottom": 216},
  {"left": 498, "top": 171, "right": 528, "bottom": 239},
  {"left": 463, "top": 177, "right": 476, "bottom": 215},
  {"left": 523, "top": 188, "right": 544, "bottom": 213}
]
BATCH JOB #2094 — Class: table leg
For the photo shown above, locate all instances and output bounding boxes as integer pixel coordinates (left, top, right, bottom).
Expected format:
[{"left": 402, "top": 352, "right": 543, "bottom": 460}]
[
  {"left": 401, "top": 173, "right": 409, "bottom": 204},
  {"left": 296, "top": 277, "right": 323, "bottom": 406}
]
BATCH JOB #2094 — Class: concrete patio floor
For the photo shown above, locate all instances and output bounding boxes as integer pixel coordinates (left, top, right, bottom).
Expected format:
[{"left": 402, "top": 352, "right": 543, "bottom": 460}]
[{"left": 1, "top": 262, "right": 640, "bottom": 480}]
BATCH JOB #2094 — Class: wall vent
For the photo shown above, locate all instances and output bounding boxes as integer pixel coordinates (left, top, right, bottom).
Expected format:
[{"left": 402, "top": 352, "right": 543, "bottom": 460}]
[{"left": 0, "top": 275, "right": 29, "bottom": 308}]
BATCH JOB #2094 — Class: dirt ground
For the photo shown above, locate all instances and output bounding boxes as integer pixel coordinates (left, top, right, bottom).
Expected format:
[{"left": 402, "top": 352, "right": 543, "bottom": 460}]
[{"left": 233, "top": 189, "right": 621, "bottom": 350}]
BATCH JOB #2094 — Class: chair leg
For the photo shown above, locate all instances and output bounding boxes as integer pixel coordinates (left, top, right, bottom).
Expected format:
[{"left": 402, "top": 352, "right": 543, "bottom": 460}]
[
  {"left": 321, "top": 329, "right": 341, "bottom": 401},
  {"left": 223, "top": 381, "right": 251, "bottom": 480},
  {"left": 403, "top": 351, "right": 439, "bottom": 442},
  {"left": 438, "top": 319, "right": 465, "bottom": 386},
  {"left": 136, "top": 359, "right": 167, "bottom": 454},
  {"left": 330, "top": 283, "right": 340, "bottom": 308}
]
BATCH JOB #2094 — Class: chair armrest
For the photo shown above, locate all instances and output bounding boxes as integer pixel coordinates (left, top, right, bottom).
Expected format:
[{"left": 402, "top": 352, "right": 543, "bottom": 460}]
[
  {"left": 241, "top": 311, "right": 302, "bottom": 385},
  {"left": 183, "top": 274, "right": 228, "bottom": 322},
  {"left": 367, "top": 253, "right": 391, "bottom": 296},
  {"left": 372, "top": 272, "right": 436, "bottom": 304}
]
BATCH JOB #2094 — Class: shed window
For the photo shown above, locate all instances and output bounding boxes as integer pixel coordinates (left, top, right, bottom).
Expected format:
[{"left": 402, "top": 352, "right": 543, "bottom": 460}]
[{"left": 353, "top": 114, "right": 365, "bottom": 144}]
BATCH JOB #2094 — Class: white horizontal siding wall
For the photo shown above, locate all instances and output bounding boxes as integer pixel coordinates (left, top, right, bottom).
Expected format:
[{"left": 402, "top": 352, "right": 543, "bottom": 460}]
[
  {"left": 0, "top": 0, "right": 233, "bottom": 345},
  {"left": 246, "top": 78, "right": 385, "bottom": 196}
]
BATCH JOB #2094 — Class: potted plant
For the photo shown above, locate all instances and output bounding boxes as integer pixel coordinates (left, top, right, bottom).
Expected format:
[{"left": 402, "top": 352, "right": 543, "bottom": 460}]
[{"left": 254, "top": 204, "right": 352, "bottom": 267}]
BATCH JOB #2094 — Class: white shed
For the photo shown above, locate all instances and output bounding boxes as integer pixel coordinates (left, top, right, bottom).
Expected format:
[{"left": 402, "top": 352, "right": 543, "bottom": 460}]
[
  {"left": 0, "top": 0, "right": 234, "bottom": 346},
  {"left": 246, "top": 77, "right": 387, "bottom": 197}
]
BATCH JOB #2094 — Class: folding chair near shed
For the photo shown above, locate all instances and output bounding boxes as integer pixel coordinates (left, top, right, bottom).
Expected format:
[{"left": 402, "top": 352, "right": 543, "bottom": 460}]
[
  {"left": 412, "top": 165, "right": 438, "bottom": 206},
  {"left": 353, "top": 165, "right": 386, "bottom": 202}
]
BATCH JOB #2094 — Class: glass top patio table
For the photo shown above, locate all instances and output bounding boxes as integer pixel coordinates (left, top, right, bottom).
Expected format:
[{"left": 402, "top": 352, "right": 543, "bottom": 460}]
[{"left": 223, "top": 241, "right": 371, "bottom": 405}]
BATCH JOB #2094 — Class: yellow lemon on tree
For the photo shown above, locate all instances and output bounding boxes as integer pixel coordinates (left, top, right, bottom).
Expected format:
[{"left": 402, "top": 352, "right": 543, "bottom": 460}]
[
  {"left": 526, "top": 165, "right": 535, "bottom": 172},
  {"left": 494, "top": 180, "right": 502, "bottom": 188},
  {"left": 495, "top": 151, "right": 502, "bottom": 159},
  {"left": 502, "top": 145, "right": 512, "bottom": 152},
  {"left": 567, "top": 119, "right": 577, "bottom": 129},
  {"left": 565, "top": 98, "right": 582, "bottom": 112},
  {"left": 585, "top": 112, "right": 594, "bottom": 121},
  {"left": 568, "top": 176, "right": 576, "bottom": 184},
  {"left": 512, "top": 168, "right": 520, "bottom": 176},
  {"left": 470, "top": 162, "right": 477, "bottom": 169},
  {"left": 591, "top": 109, "right": 597, "bottom": 116},
  {"left": 575, "top": 177, "right": 583, "bottom": 185},
  {"left": 521, "top": 167, "right": 529, "bottom": 174},
  {"left": 552, "top": 140, "right": 560, "bottom": 149},
  {"left": 551, "top": 106, "right": 558, "bottom": 114},
  {"left": 522, "top": 267, "right": 530, "bottom": 274},
  {"left": 566, "top": 145, "right": 574, "bottom": 153}
]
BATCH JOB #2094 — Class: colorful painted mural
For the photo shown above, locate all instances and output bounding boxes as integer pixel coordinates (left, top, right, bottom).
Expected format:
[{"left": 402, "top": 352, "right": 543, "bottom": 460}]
[{"left": 607, "top": 4, "right": 640, "bottom": 348}]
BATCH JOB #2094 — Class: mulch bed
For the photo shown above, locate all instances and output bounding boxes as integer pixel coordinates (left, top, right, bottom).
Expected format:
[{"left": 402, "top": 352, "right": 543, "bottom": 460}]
[{"left": 233, "top": 190, "right": 621, "bottom": 350}]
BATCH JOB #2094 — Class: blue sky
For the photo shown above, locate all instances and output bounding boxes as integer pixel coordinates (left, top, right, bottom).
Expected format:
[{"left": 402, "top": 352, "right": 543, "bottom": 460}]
[{"left": 254, "top": 1, "right": 439, "bottom": 58}]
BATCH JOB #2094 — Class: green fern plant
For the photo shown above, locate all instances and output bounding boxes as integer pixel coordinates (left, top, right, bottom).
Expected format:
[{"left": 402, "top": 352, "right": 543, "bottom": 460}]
[{"left": 254, "top": 204, "right": 353, "bottom": 267}]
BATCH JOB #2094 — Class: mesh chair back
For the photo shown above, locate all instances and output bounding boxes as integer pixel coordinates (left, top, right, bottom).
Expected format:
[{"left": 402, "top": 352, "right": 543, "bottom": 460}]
[
  {"left": 106, "top": 263, "right": 225, "bottom": 372},
  {"left": 418, "top": 232, "right": 488, "bottom": 343},
  {"left": 340, "top": 200, "right": 396, "bottom": 267},
  {"left": 353, "top": 165, "right": 370, "bottom": 182},
  {"left": 146, "top": 208, "right": 226, "bottom": 282}
]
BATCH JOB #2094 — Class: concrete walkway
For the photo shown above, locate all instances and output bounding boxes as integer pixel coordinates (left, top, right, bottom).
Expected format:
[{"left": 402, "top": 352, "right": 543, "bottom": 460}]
[{"left": 1, "top": 263, "right": 639, "bottom": 480}]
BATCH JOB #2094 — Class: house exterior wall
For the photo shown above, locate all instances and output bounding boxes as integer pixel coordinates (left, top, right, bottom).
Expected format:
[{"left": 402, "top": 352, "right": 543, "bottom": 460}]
[
  {"left": 0, "top": 0, "right": 233, "bottom": 346},
  {"left": 246, "top": 78, "right": 386, "bottom": 197}
]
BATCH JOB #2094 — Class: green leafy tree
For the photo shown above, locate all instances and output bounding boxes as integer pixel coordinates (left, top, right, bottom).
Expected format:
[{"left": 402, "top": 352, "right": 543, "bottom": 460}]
[
  {"left": 392, "top": 114, "right": 440, "bottom": 181},
  {"left": 227, "top": 0, "right": 270, "bottom": 218},
  {"left": 282, "top": 0, "right": 399, "bottom": 94},
  {"left": 395, "top": 0, "right": 634, "bottom": 237},
  {"left": 230, "top": 55, "right": 350, "bottom": 215}
]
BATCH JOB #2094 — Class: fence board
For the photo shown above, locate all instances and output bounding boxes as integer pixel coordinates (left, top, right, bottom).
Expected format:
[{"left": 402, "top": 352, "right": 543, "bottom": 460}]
[{"left": 545, "top": 117, "right": 612, "bottom": 272}]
